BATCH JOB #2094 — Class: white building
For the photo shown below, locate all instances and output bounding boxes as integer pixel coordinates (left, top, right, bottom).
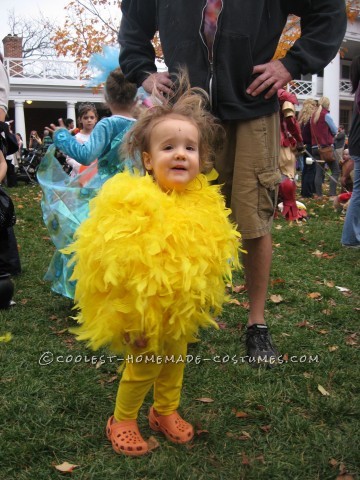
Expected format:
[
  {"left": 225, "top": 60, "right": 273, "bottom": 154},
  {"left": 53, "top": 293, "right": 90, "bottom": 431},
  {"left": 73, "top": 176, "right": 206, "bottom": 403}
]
[{"left": 3, "top": 15, "right": 359, "bottom": 145}]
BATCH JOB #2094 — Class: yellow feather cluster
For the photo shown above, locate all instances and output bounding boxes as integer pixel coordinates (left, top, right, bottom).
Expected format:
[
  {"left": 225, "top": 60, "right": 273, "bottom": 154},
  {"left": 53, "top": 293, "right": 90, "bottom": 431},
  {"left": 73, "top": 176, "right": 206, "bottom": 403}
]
[{"left": 67, "top": 172, "right": 240, "bottom": 355}]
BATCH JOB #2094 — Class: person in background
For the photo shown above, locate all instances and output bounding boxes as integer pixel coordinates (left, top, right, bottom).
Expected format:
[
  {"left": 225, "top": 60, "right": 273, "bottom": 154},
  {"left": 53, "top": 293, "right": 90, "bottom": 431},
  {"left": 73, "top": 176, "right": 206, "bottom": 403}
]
[
  {"left": 28, "top": 130, "right": 42, "bottom": 150},
  {"left": 65, "top": 104, "right": 98, "bottom": 177},
  {"left": 42, "top": 128, "right": 53, "bottom": 152},
  {"left": 65, "top": 118, "right": 75, "bottom": 131},
  {"left": 298, "top": 99, "right": 318, "bottom": 198},
  {"left": 334, "top": 125, "right": 346, "bottom": 163},
  {"left": 341, "top": 56, "right": 360, "bottom": 248},
  {"left": 339, "top": 149, "right": 354, "bottom": 193},
  {"left": 0, "top": 52, "right": 21, "bottom": 307},
  {"left": 14, "top": 133, "right": 23, "bottom": 169},
  {"left": 310, "top": 97, "right": 340, "bottom": 199},
  {"left": 119, "top": 0, "right": 347, "bottom": 365}
]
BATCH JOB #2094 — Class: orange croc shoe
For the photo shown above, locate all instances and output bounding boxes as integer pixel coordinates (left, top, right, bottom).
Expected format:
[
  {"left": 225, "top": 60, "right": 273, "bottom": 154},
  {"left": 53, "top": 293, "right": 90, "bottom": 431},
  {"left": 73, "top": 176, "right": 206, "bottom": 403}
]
[
  {"left": 148, "top": 406, "right": 194, "bottom": 444},
  {"left": 106, "top": 416, "right": 149, "bottom": 456}
]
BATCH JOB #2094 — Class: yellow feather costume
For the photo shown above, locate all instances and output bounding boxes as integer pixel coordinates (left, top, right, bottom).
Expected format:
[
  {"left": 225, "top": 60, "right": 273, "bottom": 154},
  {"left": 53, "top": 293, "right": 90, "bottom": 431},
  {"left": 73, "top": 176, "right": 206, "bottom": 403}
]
[{"left": 67, "top": 172, "right": 240, "bottom": 355}]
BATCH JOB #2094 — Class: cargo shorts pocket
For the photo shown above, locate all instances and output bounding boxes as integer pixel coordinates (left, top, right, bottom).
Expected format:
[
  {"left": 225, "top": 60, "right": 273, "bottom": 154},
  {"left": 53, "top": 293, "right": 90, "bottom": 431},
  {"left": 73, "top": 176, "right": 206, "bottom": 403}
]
[{"left": 256, "top": 168, "right": 282, "bottom": 221}]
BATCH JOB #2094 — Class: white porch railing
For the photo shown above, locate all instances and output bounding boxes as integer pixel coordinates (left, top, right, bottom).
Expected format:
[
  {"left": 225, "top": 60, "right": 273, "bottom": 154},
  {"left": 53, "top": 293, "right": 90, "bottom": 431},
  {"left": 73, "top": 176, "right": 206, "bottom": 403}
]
[
  {"left": 4, "top": 57, "right": 87, "bottom": 81},
  {"left": 4, "top": 57, "right": 355, "bottom": 99},
  {"left": 287, "top": 80, "right": 313, "bottom": 97}
]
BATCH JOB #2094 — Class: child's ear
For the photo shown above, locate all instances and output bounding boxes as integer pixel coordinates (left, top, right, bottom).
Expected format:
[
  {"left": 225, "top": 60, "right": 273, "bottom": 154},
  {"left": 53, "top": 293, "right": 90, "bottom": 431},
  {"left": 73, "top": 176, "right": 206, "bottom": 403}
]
[{"left": 142, "top": 152, "right": 152, "bottom": 171}]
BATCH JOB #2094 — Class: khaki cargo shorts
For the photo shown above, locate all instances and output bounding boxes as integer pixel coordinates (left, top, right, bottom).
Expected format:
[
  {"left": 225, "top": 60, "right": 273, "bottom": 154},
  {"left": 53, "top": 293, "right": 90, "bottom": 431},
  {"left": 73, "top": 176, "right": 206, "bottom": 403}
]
[{"left": 215, "top": 113, "right": 281, "bottom": 240}]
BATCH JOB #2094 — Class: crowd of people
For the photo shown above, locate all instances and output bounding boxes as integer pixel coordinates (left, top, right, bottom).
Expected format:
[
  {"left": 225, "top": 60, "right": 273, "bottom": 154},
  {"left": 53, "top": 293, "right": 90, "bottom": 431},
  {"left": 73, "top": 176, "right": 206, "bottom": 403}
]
[{"left": 2, "top": 0, "right": 359, "bottom": 459}]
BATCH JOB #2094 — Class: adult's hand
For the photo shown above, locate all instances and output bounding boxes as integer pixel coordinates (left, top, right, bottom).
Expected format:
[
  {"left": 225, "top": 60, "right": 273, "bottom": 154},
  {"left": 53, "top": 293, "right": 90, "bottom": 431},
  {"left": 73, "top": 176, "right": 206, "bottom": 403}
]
[
  {"left": 142, "top": 72, "right": 173, "bottom": 97},
  {"left": 246, "top": 60, "right": 292, "bottom": 100}
]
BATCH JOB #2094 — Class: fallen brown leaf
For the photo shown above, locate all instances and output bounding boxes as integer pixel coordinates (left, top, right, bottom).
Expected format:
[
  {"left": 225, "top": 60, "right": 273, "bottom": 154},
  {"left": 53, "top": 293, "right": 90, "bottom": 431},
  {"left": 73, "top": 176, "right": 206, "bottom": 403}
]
[
  {"left": 228, "top": 298, "right": 241, "bottom": 306},
  {"left": 317, "top": 329, "right": 329, "bottom": 335},
  {"left": 217, "top": 322, "right": 227, "bottom": 330},
  {"left": 147, "top": 436, "right": 160, "bottom": 452},
  {"left": 322, "top": 309, "right": 332, "bottom": 315},
  {"left": 260, "top": 425, "right": 271, "bottom": 433},
  {"left": 235, "top": 411, "right": 249, "bottom": 418},
  {"left": 295, "top": 320, "right": 314, "bottom": 329},
  {"left": 270, "top": 294, "right": 283, "bottom": 304},
  {"left": 54, "top": 462, "right": 79, "bottom": 473},
  {"left": 241, "top": 452, "right": 250, "bottom": 465},
  {"left": 345, "top": 333, "right": 358, "bottom": 347},
  {"left": 324, "top": 281, "right": 335, "bottom": 288},
  {"left": 55, "top": 328, "right": 67, "bottom": 335},
  {"left": 329, "top": 458, "right": 338, "bottom": 467},
  {"left": 196, "top": 429, "right": 209, "bottom": 437},
  {"left": 307, "top": 292, "right": 322, "bottom": 299},
  {"left": 318, "top": 384, "right": 330, "bottom": 396},
  {"left": 232, "top": 284, "right": 247, "bottom": 293},
  {"left": 271, "top": 278, "right": 286, "bottom": 286},
  {"left": 328, "top": 346, "right": 339, "bottom": 352},
  {"left": 196, "top": 397, "right": 214, "bottom": 403}
]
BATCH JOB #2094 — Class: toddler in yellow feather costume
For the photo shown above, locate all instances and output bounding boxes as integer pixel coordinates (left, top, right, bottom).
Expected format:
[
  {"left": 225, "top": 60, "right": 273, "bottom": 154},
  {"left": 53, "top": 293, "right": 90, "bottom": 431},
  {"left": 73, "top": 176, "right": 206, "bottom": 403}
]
[{"left": 67, "top": 78, "right": 240, "bottom": 456}]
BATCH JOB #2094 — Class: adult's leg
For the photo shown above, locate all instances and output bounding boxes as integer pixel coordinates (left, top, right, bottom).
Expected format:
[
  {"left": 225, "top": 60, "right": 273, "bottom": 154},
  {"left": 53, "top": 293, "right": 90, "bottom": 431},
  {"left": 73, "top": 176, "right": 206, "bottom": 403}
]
[
  {"left": 216, "top": 114, "right": 281, "bottom": 362},
  {"left": 314, "top": 161, "right": 324, "bottom": 196},
  {"left": 242, "top": 234, "right": 272, "bottom": 325},
  {"left": 328, "top": 158, "right": 340, "bottom": 197},
  {"left": 341, "top": 155, "right": 360, "bottom": 246}
]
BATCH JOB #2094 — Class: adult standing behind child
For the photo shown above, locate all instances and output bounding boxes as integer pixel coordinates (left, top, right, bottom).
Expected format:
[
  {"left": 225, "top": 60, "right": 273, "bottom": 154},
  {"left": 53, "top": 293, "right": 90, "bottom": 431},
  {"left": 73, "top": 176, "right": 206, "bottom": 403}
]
[
  {"left": 37, "top": 68, "right": 138, "bottom": 298},
  {"left": 118, "top": 0, "right": 347, "bottom": 365},
  {"left": 66, "top": 79, "right": 240, "bottom": 456},
  {"left": 341, "top": 56, "right": 360, "bottom": 248}
]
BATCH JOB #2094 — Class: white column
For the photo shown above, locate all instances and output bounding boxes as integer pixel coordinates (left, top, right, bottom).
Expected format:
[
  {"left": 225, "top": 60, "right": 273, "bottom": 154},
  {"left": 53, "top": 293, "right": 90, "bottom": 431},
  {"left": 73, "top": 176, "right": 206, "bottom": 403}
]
[
  {"left": 323, "top": 53, "right": 340, "bottom": 127},
  {"left": 66, "top": 101, "right": 76, "bottom": 122},
  {"left": 14, "top": 100, "right": 26, "bottom": 148},
  {"left": 311, "top": 74, "right": 318, "bottom": 97}
]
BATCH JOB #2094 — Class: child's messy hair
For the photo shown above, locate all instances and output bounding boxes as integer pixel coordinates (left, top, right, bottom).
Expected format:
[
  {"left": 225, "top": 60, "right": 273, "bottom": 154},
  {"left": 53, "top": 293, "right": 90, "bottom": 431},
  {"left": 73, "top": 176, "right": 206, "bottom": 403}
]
[{"left": 123, "top": 71, "right": 224, "bottom": 173}]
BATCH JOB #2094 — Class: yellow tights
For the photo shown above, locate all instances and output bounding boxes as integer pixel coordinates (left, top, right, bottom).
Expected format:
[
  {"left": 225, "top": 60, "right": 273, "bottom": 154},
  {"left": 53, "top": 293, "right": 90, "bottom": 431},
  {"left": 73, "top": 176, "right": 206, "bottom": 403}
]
[{"left": 114, "top": 340, "right": 187, "bottom": 421}]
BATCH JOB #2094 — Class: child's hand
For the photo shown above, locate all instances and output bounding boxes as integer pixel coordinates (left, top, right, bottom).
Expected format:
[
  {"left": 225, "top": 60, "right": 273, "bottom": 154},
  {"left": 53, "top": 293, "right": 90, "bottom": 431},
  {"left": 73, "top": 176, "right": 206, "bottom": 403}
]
[
  {"left": 134, "top": 336, "right": 148, "bottom": 348},
  {"left": 124, "top": 333, "right": 148, "bottom": 348},
  {"left": 47, "top": 118, "right": 66, "bottom": 133}
]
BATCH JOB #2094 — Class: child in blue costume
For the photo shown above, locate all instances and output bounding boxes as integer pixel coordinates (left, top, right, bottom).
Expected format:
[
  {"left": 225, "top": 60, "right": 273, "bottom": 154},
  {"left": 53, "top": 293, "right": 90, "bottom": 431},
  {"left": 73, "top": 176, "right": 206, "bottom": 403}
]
[{"left": 37, "top": 68, "right": 138, "bottom": 298}]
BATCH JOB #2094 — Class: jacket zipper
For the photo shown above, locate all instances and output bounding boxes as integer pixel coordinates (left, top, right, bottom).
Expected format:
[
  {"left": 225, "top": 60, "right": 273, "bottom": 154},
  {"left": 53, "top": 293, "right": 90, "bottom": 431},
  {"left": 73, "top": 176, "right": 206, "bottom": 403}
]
[{"left": 199, "top": 0, "right": 223, "bottom": 108}]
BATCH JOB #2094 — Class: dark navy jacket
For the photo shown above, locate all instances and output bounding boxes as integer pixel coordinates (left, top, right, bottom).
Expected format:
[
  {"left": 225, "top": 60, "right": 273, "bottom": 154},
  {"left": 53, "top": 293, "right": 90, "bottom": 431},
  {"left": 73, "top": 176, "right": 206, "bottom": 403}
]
[{"left": 119, "top": 0, "right": 347, "bottom": 121}]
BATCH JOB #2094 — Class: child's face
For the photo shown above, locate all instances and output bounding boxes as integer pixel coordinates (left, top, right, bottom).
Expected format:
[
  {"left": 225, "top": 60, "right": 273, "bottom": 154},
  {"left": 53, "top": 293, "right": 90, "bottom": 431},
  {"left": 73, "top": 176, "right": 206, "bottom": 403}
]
[
  {"left": 80, "top": 111, "right": 97, "bottom": 132},
  {"left": 142, "top": 116, "right": 200, "bottom": 192}
]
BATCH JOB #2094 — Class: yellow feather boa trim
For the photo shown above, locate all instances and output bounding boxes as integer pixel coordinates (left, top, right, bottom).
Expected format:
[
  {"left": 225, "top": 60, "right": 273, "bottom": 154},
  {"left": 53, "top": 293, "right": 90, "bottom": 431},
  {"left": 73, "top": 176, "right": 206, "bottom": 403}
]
[{"left": 66, "top": 172, "right": 241, "bottom": 355}]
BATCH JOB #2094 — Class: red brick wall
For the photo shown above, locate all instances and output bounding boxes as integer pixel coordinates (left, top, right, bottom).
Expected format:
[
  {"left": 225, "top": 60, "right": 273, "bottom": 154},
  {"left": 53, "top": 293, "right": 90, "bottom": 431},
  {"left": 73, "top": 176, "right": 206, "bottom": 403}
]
[
  {"left": 3, "top": 35, "right": 23, "bottom": 58},
  {"left": 3, "top": 35, "right": 23, "bottom": 75}
]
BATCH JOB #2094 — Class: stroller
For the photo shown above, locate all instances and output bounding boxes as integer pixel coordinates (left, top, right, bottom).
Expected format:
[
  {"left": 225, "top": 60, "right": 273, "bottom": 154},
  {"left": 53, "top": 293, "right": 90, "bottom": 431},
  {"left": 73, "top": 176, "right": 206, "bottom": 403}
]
[{"left": 16, "top": 148, "right": 43, "bottom": 184}]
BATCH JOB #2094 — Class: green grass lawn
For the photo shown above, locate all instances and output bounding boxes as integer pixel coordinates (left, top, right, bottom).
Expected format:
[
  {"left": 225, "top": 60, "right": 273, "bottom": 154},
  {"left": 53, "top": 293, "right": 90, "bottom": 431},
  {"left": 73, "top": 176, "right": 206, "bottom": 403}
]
[{"left": 0, "top": 183, "right": 359, "bottom": 480}]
